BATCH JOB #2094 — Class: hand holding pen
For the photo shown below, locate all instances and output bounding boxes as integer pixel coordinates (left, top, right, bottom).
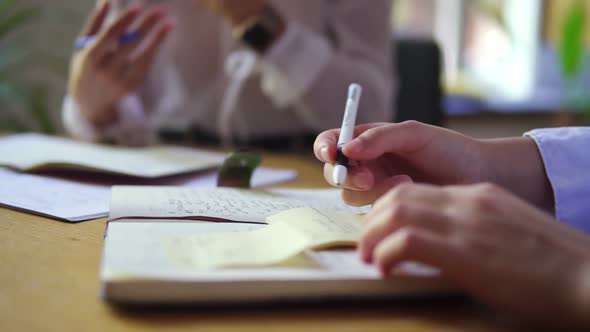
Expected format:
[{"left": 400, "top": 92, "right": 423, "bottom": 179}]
[
  {"left": 68, "top": 0, "right": 175, "bottom": 128},
  {"left": 315, "top": 83, "right": 407, "bottom": 206},
  {"left": 315, "top": 97, "right": 491, "bottom": 207}
]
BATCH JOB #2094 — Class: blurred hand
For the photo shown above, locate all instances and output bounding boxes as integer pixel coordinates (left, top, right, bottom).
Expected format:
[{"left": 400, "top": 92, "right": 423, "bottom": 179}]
[
  {"left": 314, "top": 121, "right": 552, "bottom": 209},
  {"left": 68, "top": 1, "right": 175, "bottom": 127},
  {"left": 199, "top": 0, "right": 266, "bottom": 26},
  {"left": 360, "top": 182, "right": 590, "bottom": 326}
]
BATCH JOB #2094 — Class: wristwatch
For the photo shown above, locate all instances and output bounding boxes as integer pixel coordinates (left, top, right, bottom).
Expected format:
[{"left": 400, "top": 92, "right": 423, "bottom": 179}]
[{"left": 232, "top": 4, "right": 285, "bottom": 54}]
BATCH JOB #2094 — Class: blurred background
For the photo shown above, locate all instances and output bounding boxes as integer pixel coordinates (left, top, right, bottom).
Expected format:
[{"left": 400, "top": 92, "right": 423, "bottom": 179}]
[{"left": 2, "top": 0, "right": 590, "bottom": 139}]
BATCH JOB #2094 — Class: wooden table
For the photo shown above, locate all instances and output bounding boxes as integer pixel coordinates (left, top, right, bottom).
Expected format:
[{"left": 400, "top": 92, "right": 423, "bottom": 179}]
[{"left": 0, "top": 153, "right": 518, "bottom": 332}]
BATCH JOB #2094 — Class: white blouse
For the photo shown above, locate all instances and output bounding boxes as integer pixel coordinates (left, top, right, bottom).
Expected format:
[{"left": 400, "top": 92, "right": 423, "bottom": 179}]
[{"left": 63, "top": 0, "right": 394, "bottom": 145}]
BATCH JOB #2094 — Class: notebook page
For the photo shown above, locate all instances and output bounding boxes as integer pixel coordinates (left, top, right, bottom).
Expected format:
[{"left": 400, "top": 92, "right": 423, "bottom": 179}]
[
  {"left": 0, "top": 133, "right": 224, "bottom": 177},
  {"left": 110, "top": 186, "right": 369, "bottom": 223},
  {"left": 102, "top": 221, "right": 382, "bottom": 281},
  {"left": 103, "top": 221, "right": 441, "bottom": 282}
]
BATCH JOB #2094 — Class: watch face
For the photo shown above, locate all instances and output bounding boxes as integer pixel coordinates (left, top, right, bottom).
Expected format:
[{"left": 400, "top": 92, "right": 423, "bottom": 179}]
[
  {"left": 238, "top": 4, "right": 283, "bottom": 54},
  {"left": 242, "top": 23, "right": 274, "bottom": 53}
]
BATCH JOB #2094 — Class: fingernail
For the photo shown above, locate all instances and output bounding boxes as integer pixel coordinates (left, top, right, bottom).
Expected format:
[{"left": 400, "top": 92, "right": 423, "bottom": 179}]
[{"left": 320, "top": 146, "right": 330, "bottom": 162}]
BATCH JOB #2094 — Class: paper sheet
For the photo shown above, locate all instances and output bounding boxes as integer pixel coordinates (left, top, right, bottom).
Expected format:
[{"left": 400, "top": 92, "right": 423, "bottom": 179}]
[
  {"left": 110, "top": 186, "right": 369, "bottom": 223},
  {"left": 165, "top": 208, "right": 363, "bottom": 269},
  {"left": 0, "top": 168, "right": 110, "bottom": 221},
  {"left": 0, "top": 133, "right": 225, "bottom": 178},
  {"left": 0, "top": 167, "right": 298, "bottom": 222}
]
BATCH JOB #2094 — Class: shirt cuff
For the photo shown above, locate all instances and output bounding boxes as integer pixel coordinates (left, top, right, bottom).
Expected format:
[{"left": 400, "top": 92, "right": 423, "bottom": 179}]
[
  {"left": 525, "top": 127, "right": 590, "bottom": 233},
  {"left": 259, "top": 20, "right": 333, "bottom": 108},
  {"left": 62, "top": 94, "right": 155, "bottom": 146},
  {"left": 62, "top": 95, "right": 101, "bottom": 142}
]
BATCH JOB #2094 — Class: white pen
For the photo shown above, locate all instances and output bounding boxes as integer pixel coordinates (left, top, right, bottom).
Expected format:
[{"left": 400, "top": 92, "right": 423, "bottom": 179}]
[{"left": 333, "top": 83, "right": 362, "bottom": 187}]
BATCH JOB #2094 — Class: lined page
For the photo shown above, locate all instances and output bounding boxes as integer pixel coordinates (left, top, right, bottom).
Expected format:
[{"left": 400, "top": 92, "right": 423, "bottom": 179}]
[{"left": 110, "top": 186, "right": 369, "bottom": 223}]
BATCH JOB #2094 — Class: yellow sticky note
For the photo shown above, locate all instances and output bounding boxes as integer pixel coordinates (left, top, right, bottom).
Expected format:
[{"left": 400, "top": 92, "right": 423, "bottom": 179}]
[
  {"left": 165, "top": 208, "right": 364, "bottom": 269},
  {"left": 266, "top": 207, "right": 363, "bottom": 250}
]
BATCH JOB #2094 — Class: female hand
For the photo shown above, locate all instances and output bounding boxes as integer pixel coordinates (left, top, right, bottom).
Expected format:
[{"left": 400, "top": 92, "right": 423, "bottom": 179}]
[
  {"left": 360, "top": 182, "right": 590, "bottom": 326},
  {"left": 314, "top": 121, "right": 552, "bottom": 209},
  {"left": 68, "top": 1, "right": 175, "bottom": 127}
]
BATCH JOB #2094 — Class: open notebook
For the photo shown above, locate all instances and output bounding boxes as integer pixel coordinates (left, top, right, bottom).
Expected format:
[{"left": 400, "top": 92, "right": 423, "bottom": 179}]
[
  {"left": 0, "top": 133, "right": 225, "bottom": 178},
  {"left": 102, "top": 187, "right": 457, "bottom": 304}
]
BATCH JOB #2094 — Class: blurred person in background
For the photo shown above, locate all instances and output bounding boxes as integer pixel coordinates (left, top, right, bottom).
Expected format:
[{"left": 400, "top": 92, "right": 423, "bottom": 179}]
[{"left": 63, "top": 0, "right": 393, "bottom": 148}]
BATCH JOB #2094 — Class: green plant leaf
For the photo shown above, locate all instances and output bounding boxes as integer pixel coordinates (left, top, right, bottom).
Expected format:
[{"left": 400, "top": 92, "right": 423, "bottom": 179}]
[
  {"left": 0, "top": 7, "right": 40, "bottom": 39},
  {"left": 0, "top": 0, "right": 18, "bottom": 16},
  {"left": 0, "top": 113, "right": 26, "bottom": 132},
  {"left": 0, "top": 75, "right": 28, "bottom": 97},
  {"left": 0, "top": 1, "right": 61, "bottom": 133},
  {"left": 0, "top": 79, "right": 27, "bottom": 133},
  {"left": 15, "top": 49, "right": 69, "bottom": 78},
  {"left": 0, "top": 47, "right": 27, "bottom": 72},
  {"left": 0, "top": 81, "right": 18, "bottom": 102},
  {"left": 27, "top": 85, "right": 55, "bottom": 134},
  {"left": 559, "top": 0, "right": 587, "bottom": 79}
]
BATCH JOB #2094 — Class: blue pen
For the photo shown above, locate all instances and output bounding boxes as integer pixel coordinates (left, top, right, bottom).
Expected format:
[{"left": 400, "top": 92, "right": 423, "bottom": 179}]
[{"left": 74, "top": 32, "right": 142, "bottom": 50}]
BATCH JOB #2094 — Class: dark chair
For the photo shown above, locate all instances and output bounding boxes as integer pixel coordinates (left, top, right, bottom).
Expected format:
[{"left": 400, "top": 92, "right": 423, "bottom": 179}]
[{"left": 394, "top": 39, "right": 445, "bottom": 126}]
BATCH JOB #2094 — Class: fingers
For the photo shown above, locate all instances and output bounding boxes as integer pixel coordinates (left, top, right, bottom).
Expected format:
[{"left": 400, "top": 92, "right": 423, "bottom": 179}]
[
  {"left": 93, "top": 4, "right": 143, "bottom": 52},
  {"left": 82, "top": 3, "right": 174, "bottom": 94},
  {"left": 80, "top": 0, "right": 110, "bottom": 37},
  {"left": 130, "top": 19, "right": 176, "bottom": 64},
  {"left": 119, "top": 5, "right": 168, "bottom": 53},
  {"left": 372, "top": 227, "right": 453, "bottom": 277},
  {"left": 343, "top": 121, "right": 436, "bottom": 161},
  {"left": 123, "top": 19, "right": 175, "bottom": 88},
  {"left": 359, "top": 184, "right": 450, "bottom": 262},
  {"left": 323, "top": 163, "right": 373, "bottom": 190},
  {"left": 314, "top": 123, "right": 389, "bottom": 164},
  {"left": 131, "top": 18, "right": 175, "bottom": 67},
  {"left": 343, "top": 173, "right": 412, "bottom": 207},
  {"left": 106, "top": 6, "right": 170, "bottom": 75},
  {"left": 314, "top": 130, "right": 338, "bottom": 164}
]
